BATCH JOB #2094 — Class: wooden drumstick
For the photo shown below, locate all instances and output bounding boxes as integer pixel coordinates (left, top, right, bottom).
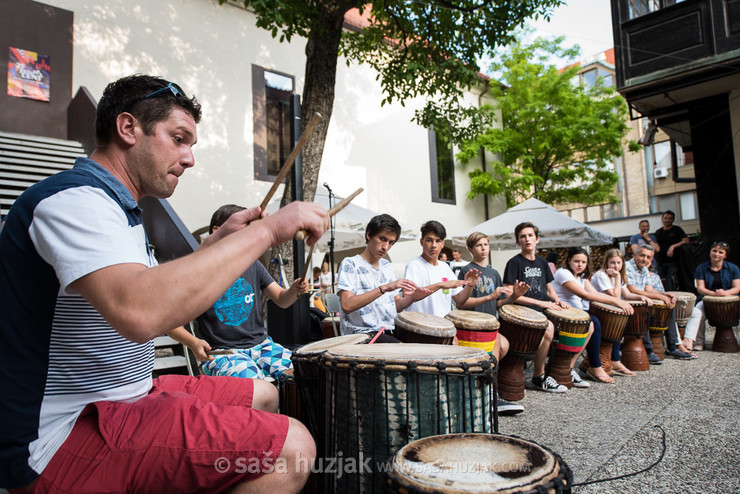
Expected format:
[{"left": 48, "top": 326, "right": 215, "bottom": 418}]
[
  {"left": 294, "top": 187, "right": 364, "bottom": 241},
  {"left": 258, "top": 112, "right": 323, "bottom": 212},
  {"left": 300, "top": 243, "right": 317, "bottom": 281}
]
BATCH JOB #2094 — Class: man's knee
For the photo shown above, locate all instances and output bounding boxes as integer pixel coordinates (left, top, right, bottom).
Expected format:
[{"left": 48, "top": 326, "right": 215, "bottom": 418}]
[
  {"left": 280, "top": 418, "right": 316, "bottom": 476},
  {"left": 252, "top": 380, "right": 279, "bottom": 412}
]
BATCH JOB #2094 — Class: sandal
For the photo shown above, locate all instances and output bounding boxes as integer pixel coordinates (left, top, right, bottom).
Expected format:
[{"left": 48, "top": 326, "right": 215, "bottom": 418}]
[
  {"left": 611, "top": 368, "right": 636, "bottom": 377},
  {"left": 585, "top": 368, "right": 616, "bottom": 384}
]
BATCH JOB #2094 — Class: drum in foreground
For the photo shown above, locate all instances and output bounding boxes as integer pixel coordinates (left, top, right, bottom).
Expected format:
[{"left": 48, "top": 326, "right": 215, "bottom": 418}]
[
  {"left": 385, "top": 433, "right": 572, "bottom": 493},
  {"left": 648, "top": 300, "right": 672, "bottom": 360},
  {"left": 622, "top": 300, "right": 649, "bottom": 371},
  {"left": 545, "top": 307, "right": 590, "bottom": 388},
  {"left": 445, "top": 309, "right": 500, "bottom": 355},
  {"left": 292, "top": 334, "right": 369, "bottom": 437},
  {"left": 497, "top": 304, "right": 548, "bottom": 401},
  {"left": 667, "top": 291, "right": 697, "bottom": 336},
  {"left": 703, "top": 295, "right": 740, "bottom": 353},
  {"left": 395, "top": 311, "right": 457, "bottom": 345},
  {"left": 589, "top": 302, "right": 629, "bottom": 375},
  {"left": 320, "top": 343, "right": 497, "bottom": 493}
]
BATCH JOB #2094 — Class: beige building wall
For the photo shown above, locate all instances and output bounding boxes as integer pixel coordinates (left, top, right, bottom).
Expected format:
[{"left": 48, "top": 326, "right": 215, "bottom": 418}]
[{"left": 36, "top": 0, "right": 497, "bottom": 266}]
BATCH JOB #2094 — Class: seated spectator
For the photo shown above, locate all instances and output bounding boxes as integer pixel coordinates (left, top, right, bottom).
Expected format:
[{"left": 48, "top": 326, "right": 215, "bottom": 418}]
[{"left": 682, "top": 241, "right": 740, "bottom": 351}]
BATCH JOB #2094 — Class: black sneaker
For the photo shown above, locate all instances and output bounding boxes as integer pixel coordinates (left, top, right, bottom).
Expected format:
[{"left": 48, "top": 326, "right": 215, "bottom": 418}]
[
  {"left": 647, "top": 352, "right": 663, "bottom": 365},
  {"left": 497, "top": 395, "right": 524, "bottom": 416},
  {"left": 531, "top": 374, "right": 567, "bottom": 393},
  {"left": 666, "top": 349, "right": 693, "bottom": 360}
]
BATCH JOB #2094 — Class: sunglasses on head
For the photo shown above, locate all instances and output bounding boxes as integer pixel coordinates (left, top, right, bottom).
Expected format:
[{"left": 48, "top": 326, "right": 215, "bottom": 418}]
[
  {"left": 124, "top": 82, "right": 187, "bottom": 114},
  {"left": 712, "top": 241, "right": 729, "bottom": 249}
]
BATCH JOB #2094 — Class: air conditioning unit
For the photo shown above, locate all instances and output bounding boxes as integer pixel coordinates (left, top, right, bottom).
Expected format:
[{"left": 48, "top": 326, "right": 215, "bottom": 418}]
[{"left": 654, "top": 168, "right": 669, "bottom": 179}]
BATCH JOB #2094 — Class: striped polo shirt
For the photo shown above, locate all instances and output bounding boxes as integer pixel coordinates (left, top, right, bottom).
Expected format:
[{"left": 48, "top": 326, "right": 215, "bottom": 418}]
[{"left": 0, "top": 158, "right": 155, "bottom": 488}]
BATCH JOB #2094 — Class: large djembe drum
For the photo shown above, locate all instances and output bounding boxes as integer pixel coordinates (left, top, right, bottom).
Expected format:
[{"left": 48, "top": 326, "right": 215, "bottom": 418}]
[
  {"left": 395, "top": 311, "right": 457, "bottom": 345},
  {"left": 497, "top": 304, "right": 549, "bottom": 401},
  {"left": 648, "top": 299, "right": 673, "bottom": 360},
  {"left": 445, "top": 309, "right": 500, "bottom": 355},
  {"left": 621, "top": 300, "right": 650, "bottom": 371},
  {"left": 589, "top": 302, "right": 630, "bottom": 375},
  {"left": 291, "top": 334, "right": 370, "bottom": 437},
  {"left": 320, "top": 344, "right": 497, "bottom": 493},
  {"left": 703, "top": 295, "right": 740, "bottom": 352},
  {"left": 667, "top": 291, "right": 697, "bottom": 339},
  {"left": 544, "top": 307, "right": 590, "bottom": 388},
  {"left": 385, "top": 433, "right": 572, "bottom": 494}
]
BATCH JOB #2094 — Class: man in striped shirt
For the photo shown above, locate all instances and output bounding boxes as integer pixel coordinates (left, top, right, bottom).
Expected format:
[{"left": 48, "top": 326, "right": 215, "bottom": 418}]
[{"left": 0, "top": 75, "right": 326, "bottom": 493}]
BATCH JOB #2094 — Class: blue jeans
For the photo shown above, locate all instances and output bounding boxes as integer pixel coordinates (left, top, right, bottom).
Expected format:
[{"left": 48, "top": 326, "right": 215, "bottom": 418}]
[{"left": 586, "top": 314, "right": 621, "bottom": 367}]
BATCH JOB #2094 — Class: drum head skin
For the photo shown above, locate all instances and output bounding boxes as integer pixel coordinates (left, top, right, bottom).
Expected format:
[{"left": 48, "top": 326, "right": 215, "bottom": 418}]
[
  {"left": 324, "top": 343, "right": 486, "bottom": 361},
  {"left": 499, "top": 304, "right": 548, "bottom": 328},
  {"left": 293, "top": 333, "right": 369, "bottom": 356},
  {"left": 387, "top": 433, "right": 568, "bottom": 493},
  {"left": 627, "top": 300, "right": 647, "bottom": 307},
  {"left": 396, "top": 311, "right": 457, "bottom": 337},
  {"left": 666, "top": 291, "right": 697, "bottom": 302},
  {"left": 703, "top": 295, "right": 740, "bottom": 303},
  {"left": 589, "top": 301, "right": 625, "bottom": 314},
  {"left": 544, "top": 307, "right": 590, "bottom": 322},
  {"left": 650, "top": 299, "right": 667, "bottom": 309},
  {"left": 445, "top": 310, "right": 500, "bottom": 330}
]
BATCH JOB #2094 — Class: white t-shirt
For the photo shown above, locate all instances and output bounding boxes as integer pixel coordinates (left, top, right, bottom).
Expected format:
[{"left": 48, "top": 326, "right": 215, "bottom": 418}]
[
  {"left": 336, "top": 255, "right": 399, "bottom": 334},
  {"left": 404, "top": 256, "right": 462, "bottom": 317},
  {"left": 552, "top": 268, "right": 588, "bottom": 310},
  {"left": 591, "top": 270, "right": 626, "bottom": 295}
]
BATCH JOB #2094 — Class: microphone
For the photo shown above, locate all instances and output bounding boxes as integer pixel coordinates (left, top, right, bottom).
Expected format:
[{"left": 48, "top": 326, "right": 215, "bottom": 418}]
[{"left": 323, "top": 182, "right": 332, "bottom": 193}]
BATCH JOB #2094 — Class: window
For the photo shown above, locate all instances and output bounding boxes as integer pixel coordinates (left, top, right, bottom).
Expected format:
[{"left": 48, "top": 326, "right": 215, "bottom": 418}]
[
  {"left": 628, "top": 0, "right": 685, "bottom": 19},
  {"left": 428, "top": 129, "right": 456, "bottom": 204},
  {"left": 652, "top": 140, "right": 671, "bottom": 170},
  {"left": 581, "top": 67, "right": 613, "bottom": 87},
  {"left": 679, "top": 191, "right": 697, "bottom": 220},
  {"left": 252, "top": 65, "right": 295, "bottom": 182},
  {"left": 603, "top": 202, "right": 620, "bottom": 219},
  {"left": 656, "top": 194, "right": 675, "bottom": 214}
]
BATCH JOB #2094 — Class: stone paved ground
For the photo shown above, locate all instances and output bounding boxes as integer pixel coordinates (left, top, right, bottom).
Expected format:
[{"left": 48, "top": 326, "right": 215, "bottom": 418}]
[{"left": 499, "top": 328, "right": 740, "bottom": 493}]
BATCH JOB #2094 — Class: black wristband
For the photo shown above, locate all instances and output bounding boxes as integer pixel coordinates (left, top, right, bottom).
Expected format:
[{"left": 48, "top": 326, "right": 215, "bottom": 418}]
[{"left": 379, "top": 286, "right": 385, "bottom": 294}]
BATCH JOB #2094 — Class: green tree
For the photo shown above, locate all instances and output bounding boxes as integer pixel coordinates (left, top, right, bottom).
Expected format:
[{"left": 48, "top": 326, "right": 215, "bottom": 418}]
[
  {"left": 223, "top": 0, "right": 562, "bottom": 278},
  {"left": 455, "top": 36, "right": 634, "bottom": 208},
  {"left": 224, "top": 0, "right": 562, "bottom": 204}
]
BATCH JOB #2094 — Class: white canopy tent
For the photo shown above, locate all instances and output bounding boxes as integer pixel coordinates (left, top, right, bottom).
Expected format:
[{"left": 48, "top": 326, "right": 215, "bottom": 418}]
[
  {"left": 452, "top": 198, "right": 613, "bottom": 250},
  {"left": 268, "top": 191, "right": 417, "bottom": 253}
]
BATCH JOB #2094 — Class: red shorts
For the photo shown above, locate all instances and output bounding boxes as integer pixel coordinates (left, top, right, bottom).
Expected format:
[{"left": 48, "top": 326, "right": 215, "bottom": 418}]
[{"left": 30, "top": 375, "right": 288, "bottom": 494}]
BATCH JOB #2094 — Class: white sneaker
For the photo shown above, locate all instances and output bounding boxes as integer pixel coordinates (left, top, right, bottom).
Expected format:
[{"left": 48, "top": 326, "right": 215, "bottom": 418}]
[{"left": 571, "top": 368, "right": 590, "bottom": 388}]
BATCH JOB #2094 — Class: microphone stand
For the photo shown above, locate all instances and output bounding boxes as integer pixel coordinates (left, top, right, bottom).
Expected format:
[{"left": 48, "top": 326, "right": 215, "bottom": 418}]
[{"left": 327, "top": 189, "right": 336, "bottom": 293}]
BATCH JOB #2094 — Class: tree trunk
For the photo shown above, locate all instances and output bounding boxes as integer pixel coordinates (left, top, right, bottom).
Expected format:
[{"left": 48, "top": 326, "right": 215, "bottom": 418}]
[{"left": 269, "top": 3, "right": 354, "bottom": 284}]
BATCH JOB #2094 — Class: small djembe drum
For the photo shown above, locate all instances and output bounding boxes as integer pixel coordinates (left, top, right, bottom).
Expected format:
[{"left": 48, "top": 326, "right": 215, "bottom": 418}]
[
  {"left": 385, "top": 433, "right": 573, "bottom": 494},
  {"left": 395, "top": 311, "right": 457, "bottom": 345},
  {"left": 497, "top": 304, "right": 549, "bottom": 401},
  {"left": 589, "top": 302, "right": 630, "bottom": 375},
  {"left": 703, "top": 295, "right": 740, "bottom": 353},
  {"left": 445, "top": 309, "right": 500, "bottom": 355},
  {"left": 544, "top": 307, "right": 590, "bottom": 388},
  {"left": 667, "top": 291, "right": 697, "bottom": 339},
  {"left": 648, "top": 299, "right": 673, "bottom": 360},
  {"left": 622, "top": 300, "right": 650, "bottom": 371}
]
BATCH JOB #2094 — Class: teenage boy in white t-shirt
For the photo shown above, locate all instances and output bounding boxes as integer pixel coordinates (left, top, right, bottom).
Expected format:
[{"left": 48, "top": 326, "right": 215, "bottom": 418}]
[
  {"left": 337, "top": 214, "right": 428, "bottom": 341},
  {"left": 404, "top": 220, "right": 479, "bottom": 318}
]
